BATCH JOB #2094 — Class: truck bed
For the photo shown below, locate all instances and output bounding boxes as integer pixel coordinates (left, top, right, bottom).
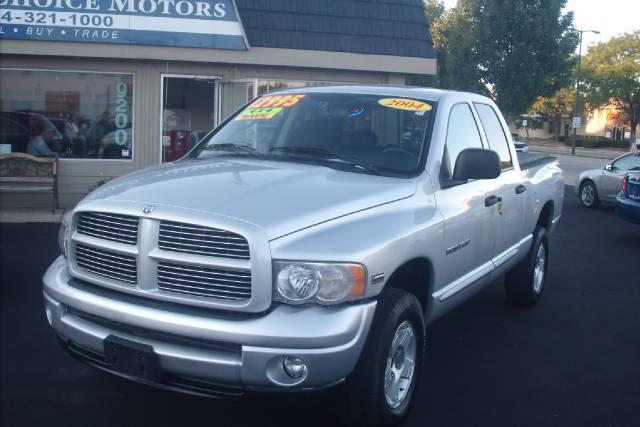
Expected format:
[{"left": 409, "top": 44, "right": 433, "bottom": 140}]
[{"left": 517, "top": 152, "right": 556, "bottom": 171}]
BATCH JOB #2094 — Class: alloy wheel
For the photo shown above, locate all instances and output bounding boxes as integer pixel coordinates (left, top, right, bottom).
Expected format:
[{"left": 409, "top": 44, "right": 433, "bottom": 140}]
[
  {"left": 581, "top": 183, "right": 595, "bottom": 206},
  {"left": 384, "top": 320, "right": 417, "bottom": 409},
  {"left": 533, "top": 244, "right": 546, "bottom": 294}
]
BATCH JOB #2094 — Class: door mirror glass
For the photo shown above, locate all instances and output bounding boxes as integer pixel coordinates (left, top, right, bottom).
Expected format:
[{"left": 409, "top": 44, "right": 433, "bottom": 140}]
[{"left": 453, "top": 148, "right": 501, "bottom": 181}]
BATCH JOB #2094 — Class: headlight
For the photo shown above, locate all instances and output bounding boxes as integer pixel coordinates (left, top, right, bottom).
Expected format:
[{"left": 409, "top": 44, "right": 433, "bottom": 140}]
[
  {"left": 58, "top": 211, "right": 72, "bottom": 257},
  {"left": 274, "top": 261, "right": 366, "bottom": 304}
]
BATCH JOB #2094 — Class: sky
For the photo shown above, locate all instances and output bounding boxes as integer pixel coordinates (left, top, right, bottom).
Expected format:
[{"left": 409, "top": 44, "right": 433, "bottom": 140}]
[{"left": 441, "top": 0, "right": 638, "bottom": 51}]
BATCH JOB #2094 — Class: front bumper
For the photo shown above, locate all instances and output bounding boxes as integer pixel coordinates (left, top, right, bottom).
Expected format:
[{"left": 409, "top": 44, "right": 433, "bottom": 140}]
[
  {"left": 43, "top": 257, "right": 376, "bottom": 395},
  {"left": 616, "top": 195, "right": 640, "bottom": 224}
]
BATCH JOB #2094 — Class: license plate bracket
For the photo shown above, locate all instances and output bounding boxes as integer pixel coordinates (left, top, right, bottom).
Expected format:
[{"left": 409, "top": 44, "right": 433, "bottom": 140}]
[{"left": 103, "top": 335, "right": 164, "bottom": 382}]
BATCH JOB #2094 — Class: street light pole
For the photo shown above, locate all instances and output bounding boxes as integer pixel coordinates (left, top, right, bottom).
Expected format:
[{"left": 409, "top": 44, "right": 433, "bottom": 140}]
[{"left": 571, "top": 29, "right": 599, "bottom": 156}]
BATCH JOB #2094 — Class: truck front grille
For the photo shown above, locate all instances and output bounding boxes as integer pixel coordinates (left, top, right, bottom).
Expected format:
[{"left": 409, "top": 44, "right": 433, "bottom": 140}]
[
  {"left": 75, "top": 244, "right": 137, "bottom": 284},
  {"left": 70, "top": 210, "right": 257, "bottom": 310},
  {"left": 158, "top": 221, "right": 250, "bottom": 260},
  {"left": 157, "top": 261, "right": 252, "bottom": 301},
  {"left": 77, "top": 212, "right": 139, "bottom": 245}
]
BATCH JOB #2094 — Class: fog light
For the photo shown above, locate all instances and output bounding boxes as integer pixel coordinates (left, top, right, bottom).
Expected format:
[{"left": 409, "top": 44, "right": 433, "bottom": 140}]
[
  {"left": 283, "top": 356, "right": 308, "bottom": 379},
  {"left": 45, "top": 305, "right": 53, "bottom": 326}
]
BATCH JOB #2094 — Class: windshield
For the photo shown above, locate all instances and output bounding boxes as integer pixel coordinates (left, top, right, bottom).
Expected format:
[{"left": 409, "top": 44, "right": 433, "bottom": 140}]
[{"left": 190, "top": 92, "right": 435, "bottom": 176}]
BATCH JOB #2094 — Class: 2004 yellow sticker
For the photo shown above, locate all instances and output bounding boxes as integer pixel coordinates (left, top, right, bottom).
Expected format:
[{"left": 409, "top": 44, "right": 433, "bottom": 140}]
[{"left": 378, "top": 98, "right": 432, "bottom": 112}]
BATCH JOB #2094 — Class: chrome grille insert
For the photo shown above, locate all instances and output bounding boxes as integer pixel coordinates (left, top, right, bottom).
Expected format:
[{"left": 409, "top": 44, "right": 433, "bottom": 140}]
[
  {"left": 77, "top": 212, "right": 139, "bottom": 245},
  {"left": 158, "top": 221, "right": 250, "bottom": 260},
  {"left": 158, "top": 261, "right": 251, "bottom": 301},
  {"left": 629, "top": 179, "right": 640, "bottom": 200},
  {"left": 75, "top": 244, "right": 137, "bottom": 284}
]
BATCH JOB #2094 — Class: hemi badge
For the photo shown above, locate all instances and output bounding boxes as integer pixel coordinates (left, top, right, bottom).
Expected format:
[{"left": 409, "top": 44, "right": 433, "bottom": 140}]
[{"left": 371, "top": 273, "right": 385, "bottom": 284}]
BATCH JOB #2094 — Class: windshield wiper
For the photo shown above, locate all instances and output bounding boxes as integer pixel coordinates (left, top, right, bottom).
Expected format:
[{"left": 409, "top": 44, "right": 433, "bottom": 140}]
[
  {"left": 270, "top": 146, "right": 382, "bottom": 175},
  {"left": 201, "top": 143, "right": 261, "bottom": 157}
]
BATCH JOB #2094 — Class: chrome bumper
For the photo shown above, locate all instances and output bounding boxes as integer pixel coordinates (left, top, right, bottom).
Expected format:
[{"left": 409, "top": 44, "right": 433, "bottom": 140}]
[{"left": 43, "top": 257, "right": 376, "bottom": 393}]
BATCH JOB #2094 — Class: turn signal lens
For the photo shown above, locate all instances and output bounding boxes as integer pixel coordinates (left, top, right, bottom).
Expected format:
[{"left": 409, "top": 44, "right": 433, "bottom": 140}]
[
  {"left": 347, "top": 265, "right": 366, "bottom": 298},
  {"left": 58, "top": 211, "right": 72, "bottom": 258}
]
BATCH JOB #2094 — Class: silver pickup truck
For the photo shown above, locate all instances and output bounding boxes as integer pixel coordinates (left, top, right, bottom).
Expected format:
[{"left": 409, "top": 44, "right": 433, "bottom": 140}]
[{"left": 44, "top": 86, "right": 563, "bottom": 426}]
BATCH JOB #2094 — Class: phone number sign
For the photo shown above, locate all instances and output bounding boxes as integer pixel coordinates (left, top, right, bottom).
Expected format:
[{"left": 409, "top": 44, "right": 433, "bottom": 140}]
[{"left": 0, "top": 0, "right": 247, "bottom": 49}]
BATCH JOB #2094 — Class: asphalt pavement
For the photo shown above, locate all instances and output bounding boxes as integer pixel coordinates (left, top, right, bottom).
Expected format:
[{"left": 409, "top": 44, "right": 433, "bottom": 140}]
[{"left": 2, "top": 189, "right": 640, "bottom": 427}]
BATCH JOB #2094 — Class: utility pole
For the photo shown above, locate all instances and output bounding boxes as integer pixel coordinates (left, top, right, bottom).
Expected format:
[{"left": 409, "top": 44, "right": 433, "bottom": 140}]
[{"left": 571, "top": 29, "right": 600, "bottom": 155}]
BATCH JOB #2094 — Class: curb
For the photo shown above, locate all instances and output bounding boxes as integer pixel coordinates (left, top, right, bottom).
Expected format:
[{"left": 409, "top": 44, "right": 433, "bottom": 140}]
[
  {"left": 0, "top": 209, "right": 64, "bottom": 224},
  {"left": 528, "top": 145, "right": 623, "bottom": 161}
]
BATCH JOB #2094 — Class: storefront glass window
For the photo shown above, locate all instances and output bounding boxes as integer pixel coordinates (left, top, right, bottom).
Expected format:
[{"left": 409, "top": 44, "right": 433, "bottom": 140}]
[{"left": 0, "top": 69, "right": 134, "bottom": 160}]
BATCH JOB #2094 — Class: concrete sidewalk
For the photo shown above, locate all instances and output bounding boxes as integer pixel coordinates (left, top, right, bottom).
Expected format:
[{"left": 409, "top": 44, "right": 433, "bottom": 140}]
[
  {"left": 0, "top": 208, "right": 65, "bottom": 223},
  {"left": 527, "top": 141, "right": 627, "bottom": 160}
]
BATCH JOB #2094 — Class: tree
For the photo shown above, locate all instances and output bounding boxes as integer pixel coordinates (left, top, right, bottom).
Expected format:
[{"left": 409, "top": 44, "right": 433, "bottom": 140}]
[
  {"left": 473, "top": 0, "right": 578, "bottom": 119},
  {"left": 411, "top": 0, "right": 485, "bottom": 92},
  {"left": 437, "top": 0, "right": 487, "bottom": 94},
  {"left": 581, "top": 31, "right": 640, "bottom": 141},
  {"left": 416, "top": 0, "right": 578, "bottom": 120},
  {"left": 408, "top": 0, "right": 447, "bottom": 87},
  {"left": 528, "top": 87, "right": 575, "bottom": 141}
]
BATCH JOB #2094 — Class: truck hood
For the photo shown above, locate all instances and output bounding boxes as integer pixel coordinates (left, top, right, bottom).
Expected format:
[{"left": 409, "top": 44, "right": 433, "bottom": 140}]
[{"left": 82, "top": 158, "right": 417, "bottom": 240}]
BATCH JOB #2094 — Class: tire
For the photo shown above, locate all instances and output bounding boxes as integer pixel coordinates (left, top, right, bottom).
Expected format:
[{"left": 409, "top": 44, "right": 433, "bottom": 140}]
[
  {"left": 579, "top": 180, "right": 600, "bottom": 208},
  {"left": 339, "top": 288, "right": 425, "bottom": 426},
  {"left": 505, "top": 226, "right": 549, "bottom": 307}
]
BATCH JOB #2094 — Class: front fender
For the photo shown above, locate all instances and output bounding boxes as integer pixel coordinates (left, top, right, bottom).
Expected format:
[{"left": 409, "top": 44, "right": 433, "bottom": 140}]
[{"left": 269, "top": 190, "right": 444, "bottom": 300}]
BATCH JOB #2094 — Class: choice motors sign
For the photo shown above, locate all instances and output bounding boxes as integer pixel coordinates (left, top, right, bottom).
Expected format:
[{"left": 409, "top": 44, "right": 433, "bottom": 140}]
[{"left": 0, "top": 0, "right": 247, "bottom": 49}]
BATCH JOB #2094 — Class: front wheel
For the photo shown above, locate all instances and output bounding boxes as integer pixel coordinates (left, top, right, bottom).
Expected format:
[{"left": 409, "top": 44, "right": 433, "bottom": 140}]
[
  {"left": 505, "top": 226, "right": 549, "bottom": 307},
  {"left": 339, "top": 288, "right": 425, "bottom": 426},
  {"left": 579, "top": 180, "right": 600, "bottom": 208}
]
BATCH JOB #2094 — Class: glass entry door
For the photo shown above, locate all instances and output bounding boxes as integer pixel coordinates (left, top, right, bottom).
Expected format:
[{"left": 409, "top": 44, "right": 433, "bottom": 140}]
[{"left": 161, "top": 75, "right": 219, "bottom": 163}]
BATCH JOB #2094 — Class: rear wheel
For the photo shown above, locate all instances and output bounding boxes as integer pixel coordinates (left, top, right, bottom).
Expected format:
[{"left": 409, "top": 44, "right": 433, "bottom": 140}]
[
  {"left": 505, "top": 226, "right": 549, "bottom": 307},
  {"left": 339, "top": 288, "right": 425, "bottom": 426},
  {"left": 579, "top": 180, "right": 600, "bottom": 208}
]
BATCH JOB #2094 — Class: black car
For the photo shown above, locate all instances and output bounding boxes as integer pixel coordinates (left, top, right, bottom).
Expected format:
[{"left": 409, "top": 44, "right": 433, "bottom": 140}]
[{"left": 0, "top": 111, "right": 64, "bottom": 154}]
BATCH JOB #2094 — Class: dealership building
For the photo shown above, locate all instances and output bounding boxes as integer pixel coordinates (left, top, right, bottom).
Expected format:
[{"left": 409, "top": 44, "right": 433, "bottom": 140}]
[{"left": 0, "top": 0, "right": 435, "bottom": 208}]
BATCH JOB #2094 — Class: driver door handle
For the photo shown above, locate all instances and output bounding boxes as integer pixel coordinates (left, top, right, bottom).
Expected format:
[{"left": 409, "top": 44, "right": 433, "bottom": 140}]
[
  {"left": 515, "top": 184, "right": 527, "bottom": 194},
  {"left": 485, "top": 195, "right": 502, "bottom": 207}
]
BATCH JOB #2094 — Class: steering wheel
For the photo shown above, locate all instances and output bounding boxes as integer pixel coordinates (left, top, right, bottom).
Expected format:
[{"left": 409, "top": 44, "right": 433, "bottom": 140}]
[{"left": 381, "top": 146, "right": 418, "bottom": 159}]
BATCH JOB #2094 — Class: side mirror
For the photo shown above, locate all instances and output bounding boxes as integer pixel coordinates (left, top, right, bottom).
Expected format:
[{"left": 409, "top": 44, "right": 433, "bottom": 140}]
[
  {"left": 453, "top": 148, "right": 501, "bottom": 181},
  {"left": 605, "top": 164, "right": 613, "bottom": 171}
]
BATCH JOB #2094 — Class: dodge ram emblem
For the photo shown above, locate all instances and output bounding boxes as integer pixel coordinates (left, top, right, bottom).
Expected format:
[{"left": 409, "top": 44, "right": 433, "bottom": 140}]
[{"left": 142, "top": 205, "right": 156, "bottom": 215}]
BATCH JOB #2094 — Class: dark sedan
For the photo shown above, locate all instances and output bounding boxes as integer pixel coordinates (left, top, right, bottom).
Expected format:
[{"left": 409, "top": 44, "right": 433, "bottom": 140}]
[{"left": 616, "top": 173, "right": 640, "bottom": 224}]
